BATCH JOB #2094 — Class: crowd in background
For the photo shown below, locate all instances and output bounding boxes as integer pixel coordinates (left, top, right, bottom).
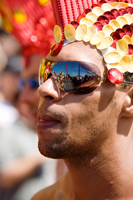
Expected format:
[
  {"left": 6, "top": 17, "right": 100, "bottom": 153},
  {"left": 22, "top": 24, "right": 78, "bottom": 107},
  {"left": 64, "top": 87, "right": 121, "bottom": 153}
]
[{"left": 0, "top": 27, "right": 57, "bottom": 200}]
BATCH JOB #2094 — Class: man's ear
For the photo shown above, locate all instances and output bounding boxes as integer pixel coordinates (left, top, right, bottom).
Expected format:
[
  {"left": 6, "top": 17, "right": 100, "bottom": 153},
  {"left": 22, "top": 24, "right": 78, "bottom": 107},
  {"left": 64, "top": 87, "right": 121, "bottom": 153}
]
[{"left": 122, "top": 86, "right": 133, "bottom": 117}]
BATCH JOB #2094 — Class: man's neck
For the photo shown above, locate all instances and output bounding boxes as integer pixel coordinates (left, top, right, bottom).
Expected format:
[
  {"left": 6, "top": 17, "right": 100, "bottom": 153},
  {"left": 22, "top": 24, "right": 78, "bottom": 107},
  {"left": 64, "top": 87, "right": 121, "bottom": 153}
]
[{"left": 63, "top": 135, "right": 133, "bottom": 200}]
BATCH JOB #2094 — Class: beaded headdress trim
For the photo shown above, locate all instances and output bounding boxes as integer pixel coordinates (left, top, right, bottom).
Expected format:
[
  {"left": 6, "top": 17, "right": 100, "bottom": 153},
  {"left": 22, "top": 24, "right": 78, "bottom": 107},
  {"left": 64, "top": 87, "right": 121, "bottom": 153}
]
[{"left": 50, "top": 1, "right": 133, "bottom": 84}]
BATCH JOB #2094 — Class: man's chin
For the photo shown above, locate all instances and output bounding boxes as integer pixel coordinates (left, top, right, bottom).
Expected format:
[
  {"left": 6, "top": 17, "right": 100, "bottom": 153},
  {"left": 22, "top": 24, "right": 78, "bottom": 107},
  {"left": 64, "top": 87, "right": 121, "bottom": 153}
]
[{"left": 38, "top": 141, "right": 67, "bottom": 159}]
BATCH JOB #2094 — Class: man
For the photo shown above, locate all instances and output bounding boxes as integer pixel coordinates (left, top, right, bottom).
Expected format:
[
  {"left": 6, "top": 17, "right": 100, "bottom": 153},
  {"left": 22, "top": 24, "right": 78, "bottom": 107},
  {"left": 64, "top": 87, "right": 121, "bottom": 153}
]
[{"left": 31, "top": 0, "right": 133, "bottom": 199}]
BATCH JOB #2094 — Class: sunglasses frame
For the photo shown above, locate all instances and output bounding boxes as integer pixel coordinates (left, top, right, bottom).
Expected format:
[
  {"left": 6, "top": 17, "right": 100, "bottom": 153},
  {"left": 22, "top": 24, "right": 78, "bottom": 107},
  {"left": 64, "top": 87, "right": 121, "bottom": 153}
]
[{"left": 39, "top": 59, "right": 109, "bottom": 95}]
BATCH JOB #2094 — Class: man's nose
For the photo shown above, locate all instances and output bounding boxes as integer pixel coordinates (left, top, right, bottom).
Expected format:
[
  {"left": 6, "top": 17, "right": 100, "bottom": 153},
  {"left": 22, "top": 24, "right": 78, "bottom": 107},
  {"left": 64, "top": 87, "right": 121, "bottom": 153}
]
[{"left": 38, "top": 77, "right": 61, "bottom": 101}]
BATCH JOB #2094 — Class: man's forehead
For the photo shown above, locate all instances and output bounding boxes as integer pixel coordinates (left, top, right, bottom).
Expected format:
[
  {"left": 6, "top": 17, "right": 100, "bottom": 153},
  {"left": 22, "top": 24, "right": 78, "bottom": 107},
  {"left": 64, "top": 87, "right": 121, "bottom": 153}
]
[{"left": 46, "top": 41, "right": 104, "bottom": 72}]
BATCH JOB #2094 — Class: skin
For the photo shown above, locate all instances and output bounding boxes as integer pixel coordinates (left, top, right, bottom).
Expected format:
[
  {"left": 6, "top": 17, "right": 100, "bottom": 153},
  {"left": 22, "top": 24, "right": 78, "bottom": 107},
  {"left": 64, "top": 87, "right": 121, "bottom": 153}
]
[
  {"left": 31, "top": 41, "right": 133, "bottom": 200},
  {"left": 20, "top": 53, "right": 42, "bottom": 128}
]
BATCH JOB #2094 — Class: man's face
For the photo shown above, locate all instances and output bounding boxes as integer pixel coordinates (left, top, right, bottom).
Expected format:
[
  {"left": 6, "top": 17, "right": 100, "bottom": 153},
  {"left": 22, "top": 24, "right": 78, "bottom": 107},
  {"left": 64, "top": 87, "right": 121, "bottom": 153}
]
[
  {"left": 37, "top": 41, "right": 121, "bottom": 160},
  {"left": 20, "top": 54, "right": 42, "bottom": 127}
]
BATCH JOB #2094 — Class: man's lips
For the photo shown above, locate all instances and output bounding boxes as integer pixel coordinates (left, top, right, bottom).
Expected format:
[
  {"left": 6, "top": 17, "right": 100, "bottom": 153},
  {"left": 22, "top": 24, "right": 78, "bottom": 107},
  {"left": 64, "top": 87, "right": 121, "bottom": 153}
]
[{"left": 37, "top": 115, "right": 60, "bottom": 129}]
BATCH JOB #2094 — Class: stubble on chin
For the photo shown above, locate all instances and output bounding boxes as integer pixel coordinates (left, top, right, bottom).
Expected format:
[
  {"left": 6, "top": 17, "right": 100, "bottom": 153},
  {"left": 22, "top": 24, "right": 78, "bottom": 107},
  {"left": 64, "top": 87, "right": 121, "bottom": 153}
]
[{"left": 38, "top": 136, "right": 69, "bottom": 159}]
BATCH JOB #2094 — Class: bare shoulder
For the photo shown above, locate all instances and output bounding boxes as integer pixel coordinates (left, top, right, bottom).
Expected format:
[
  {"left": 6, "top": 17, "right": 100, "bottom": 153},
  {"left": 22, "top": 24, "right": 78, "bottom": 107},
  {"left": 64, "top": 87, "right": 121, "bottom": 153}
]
[
  {"left": 31, "top": 184, "right": 57, "bottom": 200},
  {"left": 31, "top": 171, "right": 71, "bottom": 200}
]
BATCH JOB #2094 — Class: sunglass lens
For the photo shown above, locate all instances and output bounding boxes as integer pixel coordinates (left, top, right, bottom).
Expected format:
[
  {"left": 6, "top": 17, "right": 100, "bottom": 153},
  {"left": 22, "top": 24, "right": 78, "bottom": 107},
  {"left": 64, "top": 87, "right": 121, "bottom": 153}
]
[
  {"left": 39, "top": 60, "right": 101, "bottom": 94},
  {"left": 29, "top": 78, "right": 39, "bottom": 89},
  {"left": 51, "top": 61, "right": 100, "bottom": 93}
]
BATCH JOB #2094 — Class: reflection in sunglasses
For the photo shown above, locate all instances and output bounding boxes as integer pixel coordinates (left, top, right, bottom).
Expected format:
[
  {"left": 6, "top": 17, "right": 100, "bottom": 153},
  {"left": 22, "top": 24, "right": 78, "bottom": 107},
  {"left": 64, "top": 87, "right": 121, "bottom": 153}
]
[{"left": 39, "top": 60, "right": 106, "bottom": 95}]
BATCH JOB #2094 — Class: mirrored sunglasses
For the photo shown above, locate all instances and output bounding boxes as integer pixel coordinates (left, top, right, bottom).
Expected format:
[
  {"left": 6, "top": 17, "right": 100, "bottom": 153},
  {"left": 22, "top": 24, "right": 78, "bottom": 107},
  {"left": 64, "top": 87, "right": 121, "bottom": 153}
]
[
  {"left": 19, "top": 77, "right": 39, "bottom": 91},
  {"left": 39, "top": 60, "right": 107, "bottom": 95}
]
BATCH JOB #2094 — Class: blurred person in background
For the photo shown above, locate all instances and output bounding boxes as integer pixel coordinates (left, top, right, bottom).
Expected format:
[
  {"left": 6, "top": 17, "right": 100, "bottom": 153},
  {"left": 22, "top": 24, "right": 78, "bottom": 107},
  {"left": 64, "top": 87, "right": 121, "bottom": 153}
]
[
  {"left": 0, "top": 53, "right": 56, "bottom": 200},
  {"left": 0, "top": 53, "right": 49, "bottom": 200},
  {"left": 0, "top": 29, "right": 21, "bottom": 128},
  {"left": 0, "top": 54, "right": 21, "bottom": 128},
  {"left": 0, "top": 28, "right": 18, "bottom": 128}
]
